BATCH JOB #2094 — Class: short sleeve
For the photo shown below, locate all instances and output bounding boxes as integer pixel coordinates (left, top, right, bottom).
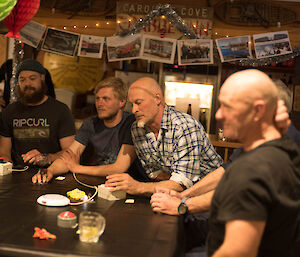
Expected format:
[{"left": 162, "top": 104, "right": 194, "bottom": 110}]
[{"left": 75, "top": 119, "right": 94, "bottom": 146}]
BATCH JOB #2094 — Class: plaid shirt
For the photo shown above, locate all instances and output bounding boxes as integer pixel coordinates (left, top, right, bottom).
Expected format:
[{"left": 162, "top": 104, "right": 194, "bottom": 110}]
[{"left": 131, "top": 105, "right": 223, "bottom": 188}]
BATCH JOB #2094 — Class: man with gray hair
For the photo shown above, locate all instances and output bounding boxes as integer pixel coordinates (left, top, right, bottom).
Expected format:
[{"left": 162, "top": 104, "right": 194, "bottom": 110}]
[{"left": 106, "top": 77, "right": 223, "bottom": 195}]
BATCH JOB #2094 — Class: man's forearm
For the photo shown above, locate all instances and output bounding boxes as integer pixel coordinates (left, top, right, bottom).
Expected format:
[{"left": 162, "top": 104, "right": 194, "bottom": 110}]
[
  {"left": 75, "top": 163, "right": 128, "bottom": 176},
  {"left": 138, "top": 180, "right": 184, "bottom": 195},
  {"left": 186, "top": 190, "right": 214, "bottom": 213},
  {"left": 48, "top": 150, "right": 66, "bottom": 163},
  {"left": 182, "top": 166, "right": 225, "bottom": 198},
  {"left": 47, "top": 158, "right": 69, "bottom": 176}
]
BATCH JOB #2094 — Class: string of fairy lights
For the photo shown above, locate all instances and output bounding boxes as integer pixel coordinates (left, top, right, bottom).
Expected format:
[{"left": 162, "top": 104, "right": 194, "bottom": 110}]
[
  {"left": 52, "top": 3, "right": 300, "bottom": 67},
  {"left": 14, "top": 4, "right": 300, "bottom": 68},
  {"left": 8, "top": 4, "right": 298, "bottom": 102}
]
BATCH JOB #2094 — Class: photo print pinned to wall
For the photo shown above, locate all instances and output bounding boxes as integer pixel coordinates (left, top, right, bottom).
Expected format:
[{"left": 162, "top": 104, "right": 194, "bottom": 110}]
[
  {"left": 106, "top": 34, "right": 142, "bottom": 62},
  {"left": 19, "top": 20, "right": 47, "bottom": 48},
  {"left": 216, "top": 35, "right": 252, "bottom": 62},
  {"left": 78, "top": 35, "right": 104, "bottom": 59},
  {"left": 177, "top": 39, "right": 213, "bottom": 65},
  {"left": 253, "top": 31, "right": 292, "bottom": 59},
  {"left": 41, "top": 28, "right": 80, "bottom": 57},
  {"left": 141, "top": 35, "right": 177, "bottom": 64}
]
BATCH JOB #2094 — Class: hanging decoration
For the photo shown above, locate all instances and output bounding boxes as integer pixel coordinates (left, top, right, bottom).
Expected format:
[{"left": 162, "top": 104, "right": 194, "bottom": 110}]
[
  {"left": 0, "top": 0, "right": 17, "bottom": 22},
  {"left": 3, "top": 0, "right": 41, "bottom": 38},
  {"left": 234, "top": 46, "right": 300, "bottom": 67},
  {"left": 8, "top": 2, "right": 298, "bottom": 68},
  {"left": 115, "top": 3, "right": 299, "bottom": 67},
  {"left": 117, "top": 4, "right": 199, "bottom": 39},
  {"left": 10, "top": 39, "right": 24, "bottom": 103}
]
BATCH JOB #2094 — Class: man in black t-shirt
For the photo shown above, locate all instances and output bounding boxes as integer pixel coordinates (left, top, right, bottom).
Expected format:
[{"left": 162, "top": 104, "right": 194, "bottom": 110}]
[
  {"left": 0, "top": 59, "right": 75, "bottom": 167},
  {"left": 206, "top": 69, "right": 300, "bottom": 257},
  {"left": 32, "top": 77, "right": 149, "bottom": 183}
]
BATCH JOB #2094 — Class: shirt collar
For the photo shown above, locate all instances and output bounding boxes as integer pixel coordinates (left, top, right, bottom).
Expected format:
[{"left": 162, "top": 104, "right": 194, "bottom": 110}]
[{"left": 160, "top": 104, "right": 172, "bottom": 131}]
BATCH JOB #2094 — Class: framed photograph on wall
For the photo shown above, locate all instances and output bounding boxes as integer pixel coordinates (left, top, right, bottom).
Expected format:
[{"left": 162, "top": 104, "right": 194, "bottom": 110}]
[
  {"left": 177, "top": 39, "right": 213, "bottom": 65},
  {"left": 78, "top": 35, "right": 104, "bottom": 59},
  {"left": 141, "top": 35, "right": 177, "bottom": 64},
  {"left": 216, "top": 35, "right": 252, "bottom": 62},
  {"left": 106, "top": 34, "right": 142, "bottom": 62},
  {"left": 19, "top": 20, "right": 46, "bottom": 48},
  {"left": 253, "top": 31, "right": 292, "bottom": 59},
  {"left": 41, "top": 28, "right": 80, "bottom": 57}
]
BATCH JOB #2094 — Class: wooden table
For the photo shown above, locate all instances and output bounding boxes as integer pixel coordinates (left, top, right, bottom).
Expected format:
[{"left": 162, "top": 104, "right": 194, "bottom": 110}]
[
  {"left": 0, "top": 169, "right": 181, "bottom": 257},
  {"left": 208, "top": 134, "right": 242, "bottom": 162}
]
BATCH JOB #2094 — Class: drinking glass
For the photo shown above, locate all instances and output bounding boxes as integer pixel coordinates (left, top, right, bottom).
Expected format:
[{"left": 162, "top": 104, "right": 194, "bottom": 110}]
[{"left": 79, "top": 211, "right": 105, "bottom": 243}]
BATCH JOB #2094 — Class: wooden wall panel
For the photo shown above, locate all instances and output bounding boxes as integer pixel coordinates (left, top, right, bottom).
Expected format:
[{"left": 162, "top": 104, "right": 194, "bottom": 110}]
[{"left": 0, "top": 35, "right": 7, "bottom": 66}]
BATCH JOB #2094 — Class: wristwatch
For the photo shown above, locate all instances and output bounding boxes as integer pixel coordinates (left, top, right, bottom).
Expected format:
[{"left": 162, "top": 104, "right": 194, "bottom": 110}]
[{"left": 178, "top": 197, "right": 189, "bottom": 215}]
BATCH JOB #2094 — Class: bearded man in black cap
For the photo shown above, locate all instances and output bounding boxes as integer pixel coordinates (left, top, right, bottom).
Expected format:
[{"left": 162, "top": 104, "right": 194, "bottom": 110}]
[{"left": 0, "top": 59, "right": 75, "bottom": 167}]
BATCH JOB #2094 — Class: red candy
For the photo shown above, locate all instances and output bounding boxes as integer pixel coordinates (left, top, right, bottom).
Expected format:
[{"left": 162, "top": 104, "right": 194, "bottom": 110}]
[{"left": 33, "top": 227, "right": 56, "bottom": 240}]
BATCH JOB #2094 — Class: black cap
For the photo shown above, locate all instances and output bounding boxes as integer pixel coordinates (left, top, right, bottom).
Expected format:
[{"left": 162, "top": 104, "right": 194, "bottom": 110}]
[{"left": 15, "top": 59, "right": 46, "bottom": 79}]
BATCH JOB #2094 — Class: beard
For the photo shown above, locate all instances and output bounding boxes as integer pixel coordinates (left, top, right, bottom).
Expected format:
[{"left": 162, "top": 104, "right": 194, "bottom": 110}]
[
  {"left": 16, "top": 81, "right": 47, "bottom": 105},
  {"left": 137, "top": 120, "right": 145, "bottom": 128},
  {"left": 98, "top": 108, "right": 119, "bottom": 122}
]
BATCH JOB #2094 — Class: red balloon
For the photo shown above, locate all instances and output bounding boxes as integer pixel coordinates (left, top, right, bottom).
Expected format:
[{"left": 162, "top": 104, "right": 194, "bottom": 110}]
[{"left": 3, "top": 0, "right": 40, "bottom": 38}]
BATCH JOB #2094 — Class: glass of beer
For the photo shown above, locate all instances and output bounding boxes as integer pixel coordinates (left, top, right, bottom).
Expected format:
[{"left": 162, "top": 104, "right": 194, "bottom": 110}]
[{"left": 79, "top": 211, "right": 106, "bottom": 243}]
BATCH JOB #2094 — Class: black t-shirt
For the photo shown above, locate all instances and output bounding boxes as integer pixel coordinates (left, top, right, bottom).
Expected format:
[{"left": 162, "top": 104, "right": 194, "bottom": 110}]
[
  {"left": 207, "top": 136, "right": 300, "bottom": 257},
  {"left": 1, "top": 97, "right": 75, "bottom": 165}
]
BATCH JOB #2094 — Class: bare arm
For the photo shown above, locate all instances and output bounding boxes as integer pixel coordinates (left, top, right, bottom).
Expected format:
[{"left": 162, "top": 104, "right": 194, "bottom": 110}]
[
  {"left": 185, "top": 190, "right": 215, "bottom": 213},
  {"left": 48, "top": 140, "right": 85, "bottom": 175},
  {"left": 138, "top": 179, "right": 184, "bottom": 195},
  {"left": 23, "top": 135, "right": 75, "bottom": 165},
  {"left": 0, "top": 136, "right": 12, "bottom": 162},
  {"left": 32, "top": 142, "right": 136, "bottom": 183},
  {"left": 182, "top": 166, "right": 225, "bottom": 198},
  {"left": 32, "top": 140, "right": 84, "bottom": 184},
  {"left": 48, "top": 135, "right": 75, "bottom": 162},
  {"left": 212, "top": 220, "right": 265, "bottom": 257},
  {"left": 106, "top": 173, "right": 183, "bottom": 195},
  {"left": 65, "top": 144, "right": 137, "bottom": 176}
]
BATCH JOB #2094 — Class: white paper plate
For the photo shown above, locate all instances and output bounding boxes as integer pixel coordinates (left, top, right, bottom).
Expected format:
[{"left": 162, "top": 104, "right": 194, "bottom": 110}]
[{"left": 37, "top": 194, "right": 70, "bottom": 207}]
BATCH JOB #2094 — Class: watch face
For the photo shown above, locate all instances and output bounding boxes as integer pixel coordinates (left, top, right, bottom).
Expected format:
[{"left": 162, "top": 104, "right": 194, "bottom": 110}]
[{"left": 178, "top": 203, "right": 188, "bottom": 215}]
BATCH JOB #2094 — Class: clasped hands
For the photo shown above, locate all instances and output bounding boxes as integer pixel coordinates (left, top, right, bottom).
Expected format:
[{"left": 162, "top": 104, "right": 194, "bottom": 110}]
[{"left": 150, "top": 187, "right": 183, "bottom": 215}]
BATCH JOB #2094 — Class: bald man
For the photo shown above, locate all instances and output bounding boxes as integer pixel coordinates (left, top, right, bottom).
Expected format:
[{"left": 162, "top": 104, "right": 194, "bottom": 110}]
[
  {"left": 106, "top": 77, "right": 223, "bottom": 195},
  {"left": 206, "top": 69, "right": 300, "bottom": 257},
  {"left": 150, "top": 80, "right": 297, "bottom": 217}
]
